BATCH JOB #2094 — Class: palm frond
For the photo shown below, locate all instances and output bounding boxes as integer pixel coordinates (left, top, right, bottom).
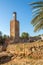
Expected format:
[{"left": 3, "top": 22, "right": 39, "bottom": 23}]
[
  {"left": 30, "top": 1, "right": 43, "bottom": 5},
  {"left": 32, "top": 8, "right": 40, "bottom": 13},
  {"left": 33, "top": 18, "right": 43, "bottom": 26},
  {"left": 34, "top": 20, "right": 43, "bottom": 32},
  {"left": 31, "top": 11, "right": 43, "bottom": 26},
  {"left": 32, "top": 11, "right": 43, "bottom": 17},
  {"left": 32, "top": 5, "right": 43, "bottom": 9},
  {"left": 31, "top": 14, "right": 41, "bottom": 25},
  {"left": 30, "top": 1, "right": 43, "bottom": 32}
]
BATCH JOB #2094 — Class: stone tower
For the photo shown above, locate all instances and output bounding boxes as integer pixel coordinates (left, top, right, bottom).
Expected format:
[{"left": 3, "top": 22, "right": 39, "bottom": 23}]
[{"left": 10, "top": 12, "right": 19, "bottom": 42}]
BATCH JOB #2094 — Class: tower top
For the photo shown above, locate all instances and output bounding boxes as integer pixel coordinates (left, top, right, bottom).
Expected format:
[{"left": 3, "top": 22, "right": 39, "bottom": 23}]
[
  {"left": 13, "top": 12, "right": 16, "bottom": 14},
  {"left": 13, "top": 12, "right": 17, "bottom": 20}
]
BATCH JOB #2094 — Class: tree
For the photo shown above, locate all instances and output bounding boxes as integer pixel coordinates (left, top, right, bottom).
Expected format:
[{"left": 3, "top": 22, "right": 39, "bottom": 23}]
[
  {"left": 21, "top": 32, "right": 29, "bottom": 56},
  {"left": 0, "top": 31, "right": 3, "bottom": 45},
  {"left": 21, "top": 32, "right": 29, "bottom": 39},
  {"left": 3, "top": 34, "right": 9, "bottom": 39},
  {"left": 0, "top": 31, "right": 2, "bottom": 37},
  {"left": 30, "top": 1, "right": 43, "bottom": 32}
]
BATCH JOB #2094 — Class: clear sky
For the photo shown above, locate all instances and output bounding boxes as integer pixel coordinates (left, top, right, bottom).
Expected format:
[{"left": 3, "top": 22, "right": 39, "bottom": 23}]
[{"left": 0, "top": 0, "right": 43, "bottom": 36}]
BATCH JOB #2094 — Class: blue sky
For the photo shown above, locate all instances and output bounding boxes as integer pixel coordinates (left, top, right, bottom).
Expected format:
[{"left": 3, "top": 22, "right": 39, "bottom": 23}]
[{"left": 0, "top": 0, "right": 43, "bottom": 36}]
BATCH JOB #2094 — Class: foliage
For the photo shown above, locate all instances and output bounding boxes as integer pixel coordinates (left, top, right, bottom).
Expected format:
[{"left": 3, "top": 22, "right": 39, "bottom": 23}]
[
  {"left": 30, "top": 1, "right": 43, "bottom": 32},
  {"left": 21, "top": 32, "right": 29, "bottom": 39},
  {"left": 0, "top": 31, "right": 9, "bottom": 45},
  {"left": 0, "top": 31, "right": 2, "bottom": 37},
  {"left": 3, "top": 34, "right": 9, "bottom": 39}
]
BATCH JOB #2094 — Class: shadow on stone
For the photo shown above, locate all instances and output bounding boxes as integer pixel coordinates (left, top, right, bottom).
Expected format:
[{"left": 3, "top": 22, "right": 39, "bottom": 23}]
[{"left": 0, "top": 55, "right": 12, "bottom": 64}]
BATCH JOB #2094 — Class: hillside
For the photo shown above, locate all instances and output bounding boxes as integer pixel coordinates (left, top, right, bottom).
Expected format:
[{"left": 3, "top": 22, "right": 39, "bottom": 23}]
[{"left": 0, "top": 41, "right": 43, "bottom": 65}]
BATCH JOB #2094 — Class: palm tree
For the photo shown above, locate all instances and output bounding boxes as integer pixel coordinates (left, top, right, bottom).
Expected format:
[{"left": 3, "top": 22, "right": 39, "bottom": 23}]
[{"left": 30, "top": 1, "right": 43, "bottom": 32}]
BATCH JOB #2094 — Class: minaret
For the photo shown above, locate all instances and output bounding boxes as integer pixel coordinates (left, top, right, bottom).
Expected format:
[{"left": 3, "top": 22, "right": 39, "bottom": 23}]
[
  {"left": 10, "top": 12, "right": 19, "bottom": 42},
  {"left": 13, "top": 12, "right": 16, "bottom": 20}
]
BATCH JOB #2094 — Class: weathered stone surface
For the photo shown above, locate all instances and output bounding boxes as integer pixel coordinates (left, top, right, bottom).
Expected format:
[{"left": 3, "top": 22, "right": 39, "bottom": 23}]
[
  {"left": 0, "top": 42, "right": 43, "bottom": 65},
  {"left": 0, "top": 52, "right": 13, "bottom": 64},
  {"left": 10, "top": 12, "right": 19, "bottom": 42},
  {"left": 0, "top": 45, "right": 2, "bottom": 52}
]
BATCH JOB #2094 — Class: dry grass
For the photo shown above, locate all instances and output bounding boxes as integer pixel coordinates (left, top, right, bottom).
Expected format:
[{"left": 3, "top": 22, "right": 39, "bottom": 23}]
[{"left": 0, "top": 41, "right": 43, "bottom": 65}]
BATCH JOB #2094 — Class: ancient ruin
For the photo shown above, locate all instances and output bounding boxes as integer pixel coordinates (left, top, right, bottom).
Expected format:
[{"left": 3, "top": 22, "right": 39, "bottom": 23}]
[{"left": 10, "top": 12, "right": 19, "bottom": 42}]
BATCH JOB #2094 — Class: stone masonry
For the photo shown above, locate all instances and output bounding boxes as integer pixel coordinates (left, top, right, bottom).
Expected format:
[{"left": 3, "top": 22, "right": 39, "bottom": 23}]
[{"left": 10, "top": 12, "right": 19, "bottom": 42}]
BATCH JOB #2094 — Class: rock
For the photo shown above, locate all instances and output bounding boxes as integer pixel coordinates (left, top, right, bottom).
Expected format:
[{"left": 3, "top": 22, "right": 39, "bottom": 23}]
[
  {"left": 0, "top": 51, "right": 13, "bottom": 64},
  {"left": 0, "top": 45, "right": 3, "bottom": 52},
  {"left": 0, "top": 55, "right": 11, "bottom": 64}
]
